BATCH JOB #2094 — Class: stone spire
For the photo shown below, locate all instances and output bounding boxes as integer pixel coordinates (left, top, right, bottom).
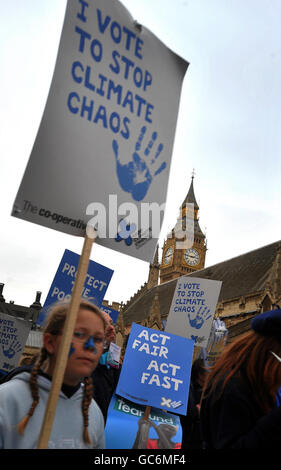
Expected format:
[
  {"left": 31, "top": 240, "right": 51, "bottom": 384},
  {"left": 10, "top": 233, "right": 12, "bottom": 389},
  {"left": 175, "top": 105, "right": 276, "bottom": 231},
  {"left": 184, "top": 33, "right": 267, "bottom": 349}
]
[
  {"left": 148, "top": 289, "right": 162, "bottom": 330},
  {"left": 147, "top": 244, "right": 160, "bottom": 290}
]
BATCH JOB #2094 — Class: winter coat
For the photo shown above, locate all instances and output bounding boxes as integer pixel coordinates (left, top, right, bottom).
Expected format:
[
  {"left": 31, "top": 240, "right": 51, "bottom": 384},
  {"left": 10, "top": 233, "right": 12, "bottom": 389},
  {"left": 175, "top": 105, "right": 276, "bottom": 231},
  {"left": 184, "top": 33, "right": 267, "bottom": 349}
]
[
  {"left": 200, "top": 374, "right": 281, "bottom": 449},
  {"left": 0, "top": 371, "right": 105, "bottom": 449}
]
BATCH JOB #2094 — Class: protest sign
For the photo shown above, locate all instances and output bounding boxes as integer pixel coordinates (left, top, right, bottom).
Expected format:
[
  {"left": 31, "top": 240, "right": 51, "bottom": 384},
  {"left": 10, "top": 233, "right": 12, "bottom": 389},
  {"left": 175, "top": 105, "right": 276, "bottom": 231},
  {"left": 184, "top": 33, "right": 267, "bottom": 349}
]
[
  {"left": 12, "top": 0, "right": 188, "bottom": 263},
  {"left": 105, "top": 393, "right": 182, "bottom": 449},
  {"left": 165, "top": 276, "right": 222, "bottom": 348},
  {"left": 0, "top": 313, "right": 31, "bottom": 374},
  {"left": 37, "top": 248, "right": 114, "bottom": 325},
  {"left": 107, "top": 342, "right": 121, "bottom": 368},
  {"left": 102, "top": 305, "right": 119, "bottom": 324},
  {"left": 116, "top": 323, "right": 194, "bottom": 415}
]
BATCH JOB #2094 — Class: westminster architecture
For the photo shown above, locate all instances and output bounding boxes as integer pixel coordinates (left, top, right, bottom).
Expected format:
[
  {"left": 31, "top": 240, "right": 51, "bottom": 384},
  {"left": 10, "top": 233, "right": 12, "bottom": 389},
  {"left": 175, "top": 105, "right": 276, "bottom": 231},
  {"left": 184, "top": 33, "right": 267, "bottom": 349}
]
[
  {"left": 5, "top": 172, "right": 280, "bottom": 362},
  {"left": 116, "top": 174, "right": 281, "bottom": 354},
  {"left": 160, "top": 174, "right": 207, "bottom": 284}
]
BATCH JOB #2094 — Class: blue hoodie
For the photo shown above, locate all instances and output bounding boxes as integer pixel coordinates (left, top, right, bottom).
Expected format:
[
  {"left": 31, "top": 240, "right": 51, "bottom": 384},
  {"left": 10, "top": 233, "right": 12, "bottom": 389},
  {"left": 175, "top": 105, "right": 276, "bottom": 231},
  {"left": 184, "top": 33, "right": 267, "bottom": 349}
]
[{"left": 0, "top": 372, "right": 105, "bottom": 449}]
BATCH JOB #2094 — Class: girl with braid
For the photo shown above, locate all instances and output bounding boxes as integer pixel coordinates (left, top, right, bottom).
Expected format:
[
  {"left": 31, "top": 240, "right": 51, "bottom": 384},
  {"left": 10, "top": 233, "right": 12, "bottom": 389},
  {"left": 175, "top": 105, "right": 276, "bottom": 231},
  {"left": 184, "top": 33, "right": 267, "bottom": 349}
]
[{"left": 0, "top": 300, "right": 106, "bottom": 449}]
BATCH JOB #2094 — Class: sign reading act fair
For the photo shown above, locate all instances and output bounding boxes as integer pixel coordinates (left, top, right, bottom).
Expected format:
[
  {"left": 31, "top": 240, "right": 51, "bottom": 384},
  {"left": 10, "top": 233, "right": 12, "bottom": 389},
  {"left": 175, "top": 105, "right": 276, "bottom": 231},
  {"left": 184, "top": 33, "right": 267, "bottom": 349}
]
[
  {"left": 37, "top": 249, "right": 113, "bottom": 325},
  {"left": 116, "top": 323, "right": 194, "bottom": 415}
]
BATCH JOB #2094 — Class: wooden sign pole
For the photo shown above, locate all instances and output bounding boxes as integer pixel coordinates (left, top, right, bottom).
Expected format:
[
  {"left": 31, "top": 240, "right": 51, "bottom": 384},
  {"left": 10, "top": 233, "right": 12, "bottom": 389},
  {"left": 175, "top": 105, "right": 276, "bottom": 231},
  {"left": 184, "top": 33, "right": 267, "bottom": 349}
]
[
  {"left": 37, "top": 229, "right": 96, "bottom": 449},
  {"left": 144, "top": 406, "right": 151, "bottom": 421},
  {"left": 135, "top": 405, "right": 151, "bottom": 449}
]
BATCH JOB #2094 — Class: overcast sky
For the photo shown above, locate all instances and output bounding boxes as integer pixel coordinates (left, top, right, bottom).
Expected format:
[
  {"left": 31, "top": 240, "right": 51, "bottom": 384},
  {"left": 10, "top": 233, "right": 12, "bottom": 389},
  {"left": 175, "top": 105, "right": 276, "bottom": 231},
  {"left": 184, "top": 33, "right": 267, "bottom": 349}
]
[{"left": 0, "top": 0, "right": 280, "bottom": 308}]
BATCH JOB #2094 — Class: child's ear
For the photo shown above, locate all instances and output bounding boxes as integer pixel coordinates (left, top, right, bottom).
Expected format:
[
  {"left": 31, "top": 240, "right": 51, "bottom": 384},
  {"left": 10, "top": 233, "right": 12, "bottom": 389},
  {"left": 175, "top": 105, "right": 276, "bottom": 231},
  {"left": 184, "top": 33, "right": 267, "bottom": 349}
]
[{"left": 43, "top": 333, "right": 57, "bottom": 355}]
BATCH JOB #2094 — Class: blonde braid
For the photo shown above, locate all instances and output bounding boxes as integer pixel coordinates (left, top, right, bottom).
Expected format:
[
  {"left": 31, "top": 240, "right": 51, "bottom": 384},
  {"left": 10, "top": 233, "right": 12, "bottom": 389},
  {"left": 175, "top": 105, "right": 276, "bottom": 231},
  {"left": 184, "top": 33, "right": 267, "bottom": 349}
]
[
  {"left": 82, "top": 376, "right": 93, "bottom": 444},
  {"left": 17, "top": 348, "right": 48, "bottom": 435}
]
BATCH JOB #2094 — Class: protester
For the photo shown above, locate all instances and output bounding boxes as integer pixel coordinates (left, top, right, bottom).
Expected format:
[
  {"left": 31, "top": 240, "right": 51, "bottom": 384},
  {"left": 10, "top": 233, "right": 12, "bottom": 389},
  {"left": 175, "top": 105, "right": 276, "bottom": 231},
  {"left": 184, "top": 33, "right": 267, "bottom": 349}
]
[
  {"left": 200, "top": 309, "right": 281, "bottom": 448},
  {"left": 180, "top": 358, "right": 207, "bottom": 449},
  {"left": 190, "top": 358, "right": 208, "bottom": 407},
  {"left": 19, "top": 354, "right": 39, "bottom": 366},
  {"left": 91, "top": 311, "right": 121, "bottom": 424},
  {"left": 0, "top": 299, "right": 106, "bottom": 449},
  {"left": 102, "top": 312, "right": 117, "bottom": 349}
]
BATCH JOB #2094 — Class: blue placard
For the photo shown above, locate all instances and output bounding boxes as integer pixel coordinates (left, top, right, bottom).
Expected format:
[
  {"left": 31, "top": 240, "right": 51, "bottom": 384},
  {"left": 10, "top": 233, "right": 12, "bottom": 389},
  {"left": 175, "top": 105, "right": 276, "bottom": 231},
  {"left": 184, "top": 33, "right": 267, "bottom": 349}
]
[
  {"left": 116, "top": 323, "right": 194, "bottom": 415},
  {"left": 101, "top": 305, "right": 119, "bottom": 324},
  {"left": 37, "top": 249, "right": 114, "bottom": 325},
  {"left": 105, "top": 393, "right": 182, "bottom": 449}
]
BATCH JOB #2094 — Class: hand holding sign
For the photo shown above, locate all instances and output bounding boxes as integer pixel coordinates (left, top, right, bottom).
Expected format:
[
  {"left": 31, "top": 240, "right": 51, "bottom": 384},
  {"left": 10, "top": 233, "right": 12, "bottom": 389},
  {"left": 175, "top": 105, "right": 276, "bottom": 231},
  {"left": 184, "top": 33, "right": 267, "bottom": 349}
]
[{"left": 113, "top": 126, "right": 165, "bottom": 201}]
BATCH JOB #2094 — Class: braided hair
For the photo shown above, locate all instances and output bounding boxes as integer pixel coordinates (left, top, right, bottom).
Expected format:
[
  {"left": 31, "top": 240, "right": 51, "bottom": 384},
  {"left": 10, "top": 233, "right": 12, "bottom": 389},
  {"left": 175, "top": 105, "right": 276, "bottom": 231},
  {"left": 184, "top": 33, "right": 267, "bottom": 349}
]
[
  {"left": 17, "top": 347, "right": 48, "bottom": 435},
  {"left": 17, "top": 300, "right": 106, "bottom": 444},
  {"left": 82, "top": 376, "right": 94, "bottom": 444}
]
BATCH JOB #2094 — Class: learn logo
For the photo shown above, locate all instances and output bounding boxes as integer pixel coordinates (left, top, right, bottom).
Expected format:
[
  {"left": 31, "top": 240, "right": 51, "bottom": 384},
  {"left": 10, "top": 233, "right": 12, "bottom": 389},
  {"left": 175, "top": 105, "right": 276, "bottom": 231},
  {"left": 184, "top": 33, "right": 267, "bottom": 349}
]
[{"left": 115, "top": 219, "right": 136, "bottom": 246}]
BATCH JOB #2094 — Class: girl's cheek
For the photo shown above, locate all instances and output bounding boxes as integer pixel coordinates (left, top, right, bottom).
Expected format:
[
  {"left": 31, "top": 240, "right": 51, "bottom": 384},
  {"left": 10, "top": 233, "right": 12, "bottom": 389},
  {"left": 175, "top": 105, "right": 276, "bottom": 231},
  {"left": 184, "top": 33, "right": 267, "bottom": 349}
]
[{"left": 68, "top": 343, "right": 75, "bottom": 357}]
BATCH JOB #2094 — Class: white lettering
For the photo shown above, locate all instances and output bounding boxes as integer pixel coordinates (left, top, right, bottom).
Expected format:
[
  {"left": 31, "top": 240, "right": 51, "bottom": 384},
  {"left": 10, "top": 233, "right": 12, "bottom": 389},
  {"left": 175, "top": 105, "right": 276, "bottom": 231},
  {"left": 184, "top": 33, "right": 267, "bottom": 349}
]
[{"left": 132, "top": 339, "right": 141, "bottom": 349}]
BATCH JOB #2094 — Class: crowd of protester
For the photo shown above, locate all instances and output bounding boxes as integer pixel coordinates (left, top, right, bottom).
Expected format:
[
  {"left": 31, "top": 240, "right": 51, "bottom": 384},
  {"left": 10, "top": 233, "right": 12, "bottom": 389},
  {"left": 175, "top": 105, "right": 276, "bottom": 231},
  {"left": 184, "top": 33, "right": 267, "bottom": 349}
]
[{"left": 0, "top": 300, "right": 281, "bottom": 449}]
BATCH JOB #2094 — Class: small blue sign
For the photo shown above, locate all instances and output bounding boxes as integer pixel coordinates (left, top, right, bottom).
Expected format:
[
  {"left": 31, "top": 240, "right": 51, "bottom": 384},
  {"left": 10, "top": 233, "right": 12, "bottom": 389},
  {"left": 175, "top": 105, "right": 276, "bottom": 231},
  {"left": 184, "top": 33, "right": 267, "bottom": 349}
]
[
  {"left": 37, "top": 249, "right": 114, "bottom": 325},
  {"left": 102, "top": 305, "right": 119, "bottom": 324},
  {"left": 116, "top": 323, "right": 194, "bottom": 415}
]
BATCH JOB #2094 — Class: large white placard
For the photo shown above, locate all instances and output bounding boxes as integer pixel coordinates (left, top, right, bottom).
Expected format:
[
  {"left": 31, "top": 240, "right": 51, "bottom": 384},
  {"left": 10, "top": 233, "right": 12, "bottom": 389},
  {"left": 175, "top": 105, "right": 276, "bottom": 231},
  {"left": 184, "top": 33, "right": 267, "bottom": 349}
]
[
  {"left": 12, "top": 0, "right": 188, "bottom": 263},
  {"left": 165, "top": 276, "right": 222, "bottom": 348}
]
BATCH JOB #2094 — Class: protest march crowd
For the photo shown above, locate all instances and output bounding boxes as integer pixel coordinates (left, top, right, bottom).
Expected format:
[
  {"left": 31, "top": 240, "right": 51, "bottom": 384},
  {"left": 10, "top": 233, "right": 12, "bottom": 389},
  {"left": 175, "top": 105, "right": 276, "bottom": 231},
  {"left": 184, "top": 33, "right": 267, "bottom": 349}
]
[
  {"left": 0, "top": 298, "right": 281, "bottom": 450},
  {"left": 3, "top": 0, "right": 281, "bottom": 452}
]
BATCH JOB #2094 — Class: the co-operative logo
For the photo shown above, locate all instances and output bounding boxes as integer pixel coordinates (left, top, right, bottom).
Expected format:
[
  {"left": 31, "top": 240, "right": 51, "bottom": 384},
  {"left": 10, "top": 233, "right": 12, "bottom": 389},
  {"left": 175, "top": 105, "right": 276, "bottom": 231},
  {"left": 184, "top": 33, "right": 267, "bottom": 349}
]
[{"left": 115, "top": 219, "right": 136, "bottom": 246}]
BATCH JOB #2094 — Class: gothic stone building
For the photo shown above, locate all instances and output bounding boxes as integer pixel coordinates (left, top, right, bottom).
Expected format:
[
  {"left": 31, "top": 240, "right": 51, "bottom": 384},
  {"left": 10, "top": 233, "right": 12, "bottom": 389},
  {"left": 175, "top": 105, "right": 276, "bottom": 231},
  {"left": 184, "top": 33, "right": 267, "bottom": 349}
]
[
  {"left": 2, "top": 178, "right": 280, "bottom": 362},
  {"left": 114, "top": 177, "right": 281, "bottom": 352}
]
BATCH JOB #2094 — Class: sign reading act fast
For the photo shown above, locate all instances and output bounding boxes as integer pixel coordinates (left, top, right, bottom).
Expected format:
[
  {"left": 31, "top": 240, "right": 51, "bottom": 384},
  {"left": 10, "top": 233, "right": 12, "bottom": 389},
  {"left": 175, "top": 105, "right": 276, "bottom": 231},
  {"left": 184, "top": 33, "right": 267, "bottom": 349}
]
[
  {"left": 116, "top": 323, "right": 194, "bottom": 415},
  {"left": 132, "top": 330, "right": 183, "bottom": 391}
]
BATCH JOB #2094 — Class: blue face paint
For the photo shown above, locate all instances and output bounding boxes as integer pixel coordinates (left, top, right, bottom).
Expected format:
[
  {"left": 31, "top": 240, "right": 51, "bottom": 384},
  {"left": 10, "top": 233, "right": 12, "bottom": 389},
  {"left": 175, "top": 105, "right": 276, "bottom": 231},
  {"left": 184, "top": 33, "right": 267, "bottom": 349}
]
[
  {"left": 68, "top": 342, "right": 75, "bottom": 357},
  {"left": 83, "top": 336, "right": 97, "bottom": 354}
]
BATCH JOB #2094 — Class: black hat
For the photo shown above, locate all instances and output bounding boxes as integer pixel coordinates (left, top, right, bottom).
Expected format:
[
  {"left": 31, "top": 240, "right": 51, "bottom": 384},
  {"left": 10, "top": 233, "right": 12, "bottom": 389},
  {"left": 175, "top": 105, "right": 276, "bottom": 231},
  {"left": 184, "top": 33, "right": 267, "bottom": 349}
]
[{"left": 251, "top": 309, "right": 281, "bottom": 343}]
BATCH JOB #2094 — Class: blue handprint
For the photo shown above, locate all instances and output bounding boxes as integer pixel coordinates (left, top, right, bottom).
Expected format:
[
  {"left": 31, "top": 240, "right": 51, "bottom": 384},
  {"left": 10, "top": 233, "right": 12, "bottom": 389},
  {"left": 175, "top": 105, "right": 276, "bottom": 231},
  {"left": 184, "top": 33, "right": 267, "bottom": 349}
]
[
  {"left": 113, "top": 126, "right": 166, "bottom": 201},
  {"left": 188, "top": 307, "right": 212, "bottom": 330},
  {"left": 2, "top": 340, "right": 22, "bottom": 359}
]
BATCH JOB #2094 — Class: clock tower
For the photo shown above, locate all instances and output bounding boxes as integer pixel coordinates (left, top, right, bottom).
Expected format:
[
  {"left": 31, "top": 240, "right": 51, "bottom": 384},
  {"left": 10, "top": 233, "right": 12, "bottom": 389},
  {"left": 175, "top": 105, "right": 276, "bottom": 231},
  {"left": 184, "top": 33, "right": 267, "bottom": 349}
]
[{"left": 160, "top": 174, "right": 207, "bottom": 284}]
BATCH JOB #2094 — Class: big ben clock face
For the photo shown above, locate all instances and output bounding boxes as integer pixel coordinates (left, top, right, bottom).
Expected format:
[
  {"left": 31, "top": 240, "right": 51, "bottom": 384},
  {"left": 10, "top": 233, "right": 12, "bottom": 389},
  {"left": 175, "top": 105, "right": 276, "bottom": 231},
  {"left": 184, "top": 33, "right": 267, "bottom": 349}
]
[
  {"left": 164, "top": 247, "right": 173, "bottom": 265},
  {"left": 184, "top": 248, "right": 200, "bottom": 266}
]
